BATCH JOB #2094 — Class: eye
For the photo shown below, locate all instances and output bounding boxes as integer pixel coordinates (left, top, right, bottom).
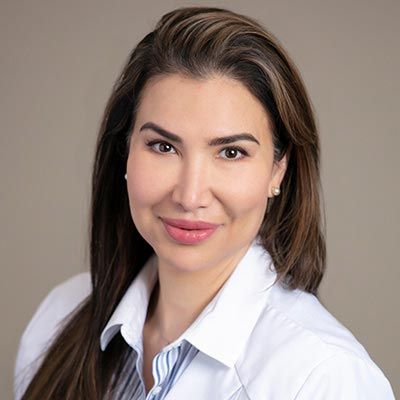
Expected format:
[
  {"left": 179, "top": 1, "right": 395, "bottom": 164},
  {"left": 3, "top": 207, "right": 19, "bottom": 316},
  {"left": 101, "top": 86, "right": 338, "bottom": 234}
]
[
  {"left": 145, "top": 140, "right": 249, "bottom": 162},
  {"left": 145, "top": 140, "right": 177, "bottom": 154},
  {"left": 218, "top": 146, "right": 249, "bottom": 161}
]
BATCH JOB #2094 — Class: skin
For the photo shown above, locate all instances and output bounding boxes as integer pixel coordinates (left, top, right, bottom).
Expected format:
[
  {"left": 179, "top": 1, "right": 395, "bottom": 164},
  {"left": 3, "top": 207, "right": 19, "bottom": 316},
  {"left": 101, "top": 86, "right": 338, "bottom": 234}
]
[{"left": 125, "top": 73, "right": 287, "bottom": 391}]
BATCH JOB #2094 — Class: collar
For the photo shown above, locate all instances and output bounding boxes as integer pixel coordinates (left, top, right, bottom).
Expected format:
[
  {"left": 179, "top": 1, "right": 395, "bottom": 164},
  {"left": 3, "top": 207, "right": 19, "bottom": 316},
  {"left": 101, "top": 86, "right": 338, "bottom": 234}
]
[
  {"left": 99, "top": 253, "right": 158, "bottom": 351},
  {"left": 100, "top": 235, "right": 277, "bottom": 368}
]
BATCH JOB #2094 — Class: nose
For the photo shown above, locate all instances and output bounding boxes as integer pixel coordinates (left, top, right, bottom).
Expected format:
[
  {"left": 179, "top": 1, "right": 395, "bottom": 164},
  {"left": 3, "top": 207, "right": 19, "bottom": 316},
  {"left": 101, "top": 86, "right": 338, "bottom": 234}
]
[{"left": 171, "top": 155, "right": 213, "bottom": 211}]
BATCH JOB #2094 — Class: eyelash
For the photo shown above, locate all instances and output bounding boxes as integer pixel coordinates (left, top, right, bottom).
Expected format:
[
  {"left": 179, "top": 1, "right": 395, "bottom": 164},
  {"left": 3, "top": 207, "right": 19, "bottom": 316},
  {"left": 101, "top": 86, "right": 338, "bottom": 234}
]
[{"left": 144, "top": 140, "right": 249, "bottom": 162}]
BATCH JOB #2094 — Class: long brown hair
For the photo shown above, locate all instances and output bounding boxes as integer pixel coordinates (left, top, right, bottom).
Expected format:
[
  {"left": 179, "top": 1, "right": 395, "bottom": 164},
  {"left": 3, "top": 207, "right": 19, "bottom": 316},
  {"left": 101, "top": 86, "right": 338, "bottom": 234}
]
[{"left": 21, "top": 6, "right": 326, "bottom": 399}]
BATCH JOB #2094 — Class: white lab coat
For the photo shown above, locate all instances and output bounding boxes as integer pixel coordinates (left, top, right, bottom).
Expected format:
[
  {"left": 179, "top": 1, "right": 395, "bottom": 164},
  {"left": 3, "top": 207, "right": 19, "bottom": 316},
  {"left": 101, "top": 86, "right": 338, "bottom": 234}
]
[{"left": 14, "top": 237, "right": 395, "bottom": 399}]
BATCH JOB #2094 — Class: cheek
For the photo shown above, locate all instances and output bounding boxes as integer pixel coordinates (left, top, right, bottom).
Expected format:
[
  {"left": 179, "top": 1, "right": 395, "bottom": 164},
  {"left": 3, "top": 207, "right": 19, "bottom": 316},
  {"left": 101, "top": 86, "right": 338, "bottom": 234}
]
[
  {"left": 211, "top": 163, "right": 271, "bottom": 231},
  {"left": 225, "top": 172, "right": 269, "bottom": 214},
  {"left": 126, "top": 152, "right": 158, "bottom": 204},
  {"left": 226, "top": 174, "right": 271, "bottom": 252}
]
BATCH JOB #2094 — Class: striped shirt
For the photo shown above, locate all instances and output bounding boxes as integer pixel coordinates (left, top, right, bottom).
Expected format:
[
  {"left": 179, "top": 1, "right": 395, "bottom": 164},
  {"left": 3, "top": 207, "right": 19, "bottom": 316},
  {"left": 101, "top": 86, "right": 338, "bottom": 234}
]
[{"left": 108, "top": 337, "right": 199, "bottom": 399}]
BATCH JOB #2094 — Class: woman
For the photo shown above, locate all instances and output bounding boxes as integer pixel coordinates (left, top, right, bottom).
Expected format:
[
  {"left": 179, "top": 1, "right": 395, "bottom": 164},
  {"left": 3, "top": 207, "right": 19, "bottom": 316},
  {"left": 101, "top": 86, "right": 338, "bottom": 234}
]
[{"left": 14, "top": 6, "right": 395, "bottom": 400}]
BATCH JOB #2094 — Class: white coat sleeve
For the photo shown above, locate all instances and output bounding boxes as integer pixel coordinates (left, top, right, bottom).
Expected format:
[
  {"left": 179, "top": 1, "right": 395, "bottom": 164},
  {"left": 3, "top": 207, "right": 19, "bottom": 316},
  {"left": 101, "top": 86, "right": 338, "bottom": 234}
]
[{"left": 294, "top": 352, "right": 395, "bottom": 400}]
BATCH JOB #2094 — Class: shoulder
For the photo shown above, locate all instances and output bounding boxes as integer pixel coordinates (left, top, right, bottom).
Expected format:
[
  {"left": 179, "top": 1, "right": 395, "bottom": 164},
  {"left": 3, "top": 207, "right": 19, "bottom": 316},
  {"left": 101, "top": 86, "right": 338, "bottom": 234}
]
[
  {"left": 235, "top": 284, "right": 395, "bottom": 399},
  {"left": 14, "top": 272, "right": 91, "bottom": 399},
  {"left": 292, "top": 352, "right": 395, "bottom": 399}
]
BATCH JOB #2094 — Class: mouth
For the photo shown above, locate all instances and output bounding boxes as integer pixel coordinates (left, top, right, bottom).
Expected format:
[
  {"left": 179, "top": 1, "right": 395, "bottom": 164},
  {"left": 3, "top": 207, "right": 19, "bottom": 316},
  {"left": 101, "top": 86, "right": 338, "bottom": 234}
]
[
  {"left": 160, "top": 217, "right": 220, "bottom": 230},
  {"left": 160, "top": 218, "right": 220, "bottom": 244}
]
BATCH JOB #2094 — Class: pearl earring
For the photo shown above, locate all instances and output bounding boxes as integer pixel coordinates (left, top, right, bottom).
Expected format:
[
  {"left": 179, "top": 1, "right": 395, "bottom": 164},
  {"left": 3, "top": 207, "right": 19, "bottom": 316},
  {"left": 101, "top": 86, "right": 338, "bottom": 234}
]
[
  {"left": 124, "top": 174, "right": 127, "bottom": 180},
  {"left": 272, "top": 186, "right": 281, "bottom": 196}
]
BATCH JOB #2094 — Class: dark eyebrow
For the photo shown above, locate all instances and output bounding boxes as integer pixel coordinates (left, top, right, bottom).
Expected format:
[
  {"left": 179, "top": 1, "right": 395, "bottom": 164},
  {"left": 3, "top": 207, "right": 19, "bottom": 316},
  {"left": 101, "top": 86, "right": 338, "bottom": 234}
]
[{"left": 139, "top": 122, "right": 260, "bottom": 146}]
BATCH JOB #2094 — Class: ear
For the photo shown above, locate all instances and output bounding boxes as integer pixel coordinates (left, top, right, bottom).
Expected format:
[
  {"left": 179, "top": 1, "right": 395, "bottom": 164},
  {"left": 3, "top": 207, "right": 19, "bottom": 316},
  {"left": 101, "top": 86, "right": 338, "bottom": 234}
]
[{"left": 268, "top": 153, "right": 288, "bottom": 198}]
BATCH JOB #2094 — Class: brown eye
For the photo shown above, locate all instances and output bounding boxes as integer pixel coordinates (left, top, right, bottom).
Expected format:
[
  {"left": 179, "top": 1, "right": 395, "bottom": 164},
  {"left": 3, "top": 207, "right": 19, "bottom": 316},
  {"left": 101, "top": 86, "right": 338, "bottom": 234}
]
[
  {"left": 145, "top": 140, "right": 177, "bottom": 154},
  {"left": 225, "top": 149, "right": 239, "bottom": 158},
  {"left": 219, "top": 146, "right": 248, "bottom": 161},
  {"left": 158, "top": 143, "right": 173, "bottom": 153}
]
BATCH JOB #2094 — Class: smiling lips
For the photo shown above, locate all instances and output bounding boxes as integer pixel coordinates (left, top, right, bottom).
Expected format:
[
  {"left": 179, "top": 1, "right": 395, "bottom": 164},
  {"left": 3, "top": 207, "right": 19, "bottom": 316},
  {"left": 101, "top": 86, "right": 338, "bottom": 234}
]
[{"left": 160, "top": 217, "right": 220, "bottom": 244}]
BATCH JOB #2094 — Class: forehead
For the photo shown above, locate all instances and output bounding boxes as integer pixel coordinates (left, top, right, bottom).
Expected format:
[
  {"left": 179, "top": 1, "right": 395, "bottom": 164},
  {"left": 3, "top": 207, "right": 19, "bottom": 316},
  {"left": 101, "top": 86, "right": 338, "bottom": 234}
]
[{"left": 135, "top": 73, "right": 273, "bottom": 143}]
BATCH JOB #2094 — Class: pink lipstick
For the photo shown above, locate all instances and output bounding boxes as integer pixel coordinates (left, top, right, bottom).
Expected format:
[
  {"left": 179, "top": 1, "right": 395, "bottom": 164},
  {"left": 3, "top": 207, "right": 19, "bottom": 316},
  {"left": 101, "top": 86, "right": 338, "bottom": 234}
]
[{"left": 161, "top": 218, "right": 220, "bottom": 244}]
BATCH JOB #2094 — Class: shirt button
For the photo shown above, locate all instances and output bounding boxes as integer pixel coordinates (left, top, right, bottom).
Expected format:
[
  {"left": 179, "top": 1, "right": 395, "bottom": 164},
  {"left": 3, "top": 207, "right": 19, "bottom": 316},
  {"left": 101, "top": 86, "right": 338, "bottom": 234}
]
[{"left": 152, "top": 385, "right": 162, "bottom": 395}]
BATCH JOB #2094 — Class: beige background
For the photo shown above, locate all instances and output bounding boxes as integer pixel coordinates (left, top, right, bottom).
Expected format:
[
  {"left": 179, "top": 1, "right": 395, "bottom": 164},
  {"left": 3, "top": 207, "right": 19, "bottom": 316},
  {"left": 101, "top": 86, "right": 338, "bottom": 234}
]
[{"left": 1, "top": 0, "right": 399, "bottom": 398}]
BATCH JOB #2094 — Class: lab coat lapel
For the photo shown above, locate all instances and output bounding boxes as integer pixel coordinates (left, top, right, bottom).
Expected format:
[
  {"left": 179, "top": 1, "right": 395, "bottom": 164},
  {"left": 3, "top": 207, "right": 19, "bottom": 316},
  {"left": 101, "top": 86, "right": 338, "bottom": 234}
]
[{"left": 164, "top": 351, "right": 242, "bottom": 399}]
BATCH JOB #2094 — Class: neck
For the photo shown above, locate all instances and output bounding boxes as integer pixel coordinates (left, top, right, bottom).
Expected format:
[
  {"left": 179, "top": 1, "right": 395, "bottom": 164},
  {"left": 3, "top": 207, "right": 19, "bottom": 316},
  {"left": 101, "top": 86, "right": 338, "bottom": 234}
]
[{"left": 145, "top": 245, "right": 250, "bottom": 344}]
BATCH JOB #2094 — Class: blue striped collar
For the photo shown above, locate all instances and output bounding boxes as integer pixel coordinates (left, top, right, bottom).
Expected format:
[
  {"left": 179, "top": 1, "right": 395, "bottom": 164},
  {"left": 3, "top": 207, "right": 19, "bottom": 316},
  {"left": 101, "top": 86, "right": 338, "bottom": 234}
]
[{"left": 100, "top": 235, "right": 278, "bottom": 368}]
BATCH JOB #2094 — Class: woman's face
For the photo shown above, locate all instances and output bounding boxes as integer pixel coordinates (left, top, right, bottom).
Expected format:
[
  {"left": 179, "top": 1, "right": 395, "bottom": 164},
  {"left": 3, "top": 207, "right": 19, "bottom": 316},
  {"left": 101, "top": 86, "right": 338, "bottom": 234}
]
[{"left": 126, "top": 73, "right": 287, "bottom": 272}]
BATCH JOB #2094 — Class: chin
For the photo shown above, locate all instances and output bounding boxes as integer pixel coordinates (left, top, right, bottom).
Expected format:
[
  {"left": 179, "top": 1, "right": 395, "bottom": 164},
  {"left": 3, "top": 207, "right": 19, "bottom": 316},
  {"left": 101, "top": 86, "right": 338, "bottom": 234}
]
[{"left": 156, "top": 242, "right": 219, "bottom": 271}]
